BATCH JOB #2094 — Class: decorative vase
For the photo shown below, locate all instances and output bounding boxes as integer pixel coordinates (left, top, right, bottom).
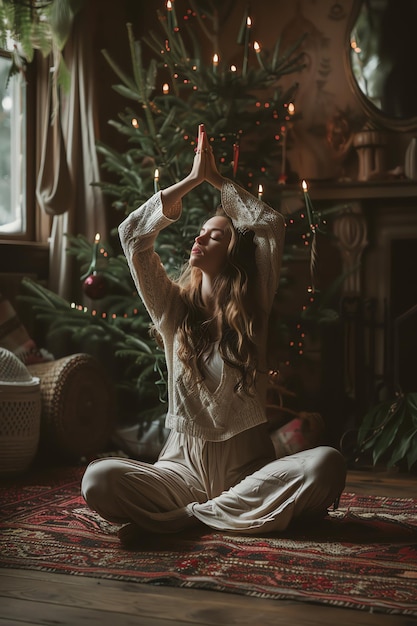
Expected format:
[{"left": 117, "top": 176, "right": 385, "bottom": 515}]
[{"left": 353, "top": 128, "right": 387, "bottom": 181}]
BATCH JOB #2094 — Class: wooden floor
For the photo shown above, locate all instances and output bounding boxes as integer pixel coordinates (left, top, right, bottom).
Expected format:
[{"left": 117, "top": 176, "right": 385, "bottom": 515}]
[{"left": 1, "top": 468, "right": 416, "bottom": 626}]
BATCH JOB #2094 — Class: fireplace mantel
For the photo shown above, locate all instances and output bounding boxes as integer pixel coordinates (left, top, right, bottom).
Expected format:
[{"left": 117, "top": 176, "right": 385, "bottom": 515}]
[
  {"left": 307, "top": 179, "right": 417, "bottom": 202},
  {"left": 301, "top": 180, "right": 417, "bottom": 403},
  {"left": 277, "top": 180, "right": 417, "bottom": 298}
]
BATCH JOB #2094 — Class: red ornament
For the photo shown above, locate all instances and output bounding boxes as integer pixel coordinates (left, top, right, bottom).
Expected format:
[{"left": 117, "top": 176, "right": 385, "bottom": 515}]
[{"left": 82, "top": 272, "right": 108, "bottom": 299}]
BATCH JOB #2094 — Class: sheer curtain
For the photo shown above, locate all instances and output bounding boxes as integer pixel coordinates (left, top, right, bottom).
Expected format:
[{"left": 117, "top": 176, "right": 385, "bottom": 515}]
[{"left": 36, "top": 10, "right": 106, "bottom": 300}]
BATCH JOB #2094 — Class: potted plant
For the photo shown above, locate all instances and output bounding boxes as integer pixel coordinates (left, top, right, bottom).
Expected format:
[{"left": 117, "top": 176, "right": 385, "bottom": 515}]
[
  {"left": 0, "top": 0, "right": 84, "bottom": 88},
  {"left": 356, "top": 393, "right": 417, "bottom": 470}
]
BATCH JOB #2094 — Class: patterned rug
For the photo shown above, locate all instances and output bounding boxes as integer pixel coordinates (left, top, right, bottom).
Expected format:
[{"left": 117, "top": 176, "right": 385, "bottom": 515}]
[{"left": 1, "top": 464, "right": 416, "bottom": 616}]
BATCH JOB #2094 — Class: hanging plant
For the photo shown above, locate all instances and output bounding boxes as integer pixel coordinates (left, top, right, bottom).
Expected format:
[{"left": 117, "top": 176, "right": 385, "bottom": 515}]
[
  {"left": 0, "top": 0, "right": 84, "bottom": 89},
  {"left": 356, "top": 392, "right": 417, "bottom": 470}
]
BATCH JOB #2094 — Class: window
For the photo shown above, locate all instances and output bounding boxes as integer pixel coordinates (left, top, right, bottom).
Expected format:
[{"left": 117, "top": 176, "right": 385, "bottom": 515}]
[{"left": 0, "top": 51, "right": 27, "bottom": 236}]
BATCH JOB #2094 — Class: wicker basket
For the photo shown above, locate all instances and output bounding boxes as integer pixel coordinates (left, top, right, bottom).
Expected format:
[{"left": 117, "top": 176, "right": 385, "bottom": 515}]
[
  {"left": 0, "top": 349, "right": 41, "bottom": 476},
  {"left": 27, "top": 353, "right": 115, "bottom": 460}
]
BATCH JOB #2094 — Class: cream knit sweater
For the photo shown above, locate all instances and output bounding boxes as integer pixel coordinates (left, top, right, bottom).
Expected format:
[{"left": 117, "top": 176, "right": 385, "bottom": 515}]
[{"left": 119, "top": 179, "right": 285, "bottom": 441}]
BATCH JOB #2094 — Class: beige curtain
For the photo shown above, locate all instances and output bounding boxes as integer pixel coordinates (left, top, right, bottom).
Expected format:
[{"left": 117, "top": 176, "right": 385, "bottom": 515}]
[{"left": 36, "top": 10, "right": 106, "bottom": 300}]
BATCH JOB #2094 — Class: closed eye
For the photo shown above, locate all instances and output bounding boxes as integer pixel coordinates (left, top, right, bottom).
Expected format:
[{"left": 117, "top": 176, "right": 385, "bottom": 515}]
[{"left": 199, "top": 227, "right": 225, "bottom": 241}]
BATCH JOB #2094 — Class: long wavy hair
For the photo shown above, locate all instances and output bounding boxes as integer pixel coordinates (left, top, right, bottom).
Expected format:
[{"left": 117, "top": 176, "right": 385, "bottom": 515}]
[{"left": 175, "top": 208, "right": 260, "bottom": 395}]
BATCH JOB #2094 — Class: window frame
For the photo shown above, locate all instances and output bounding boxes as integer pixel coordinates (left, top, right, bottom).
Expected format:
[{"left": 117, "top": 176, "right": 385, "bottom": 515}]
[{"left": 0, "top": 50, "right": 36, "bottom": 243}]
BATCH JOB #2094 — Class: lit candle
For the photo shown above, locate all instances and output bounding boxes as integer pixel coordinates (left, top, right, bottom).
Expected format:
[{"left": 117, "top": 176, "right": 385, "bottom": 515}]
[
  {"left": 94, "top": 232, "right": 100, "bottom": 258},
  {"left": 242, "top": 16, "right": 252, "bottom": 77},
  {"left": 212, "top": 53, "right": 219, "bottom": 73},
  {"left": 154, "top": 168, "right": 160, "bottom": 193},
  {"left": 166, "top": 0, "right": 173, "bottom": 31},
  {"left": 258, "top": 184, "right": 263, "bottom": 200},
  {"left": 162, "top": 83, "right": 170, "bottom": 112},
  {"left": 253, "top": 41, "right": 266, "bottom": 70},
  {"left": 301, "top": 180, "right": 314, "bottom": 230}
]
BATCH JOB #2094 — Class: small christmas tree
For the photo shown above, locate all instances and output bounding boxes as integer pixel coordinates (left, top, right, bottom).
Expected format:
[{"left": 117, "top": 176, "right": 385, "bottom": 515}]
[{"left": 22, "top": 2, "right": 330, "bottom": 431}]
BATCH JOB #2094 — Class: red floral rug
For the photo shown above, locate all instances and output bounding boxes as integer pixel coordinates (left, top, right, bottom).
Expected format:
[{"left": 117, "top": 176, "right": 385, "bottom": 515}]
[{"left": 0, "top": 464, "right": 416, "bottom": 616}]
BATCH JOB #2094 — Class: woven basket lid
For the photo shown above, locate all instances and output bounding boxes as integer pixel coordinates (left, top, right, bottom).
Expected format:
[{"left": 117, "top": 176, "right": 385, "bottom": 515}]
[{"left": 0, "top": 348, "right": 39, "bottom": 384}]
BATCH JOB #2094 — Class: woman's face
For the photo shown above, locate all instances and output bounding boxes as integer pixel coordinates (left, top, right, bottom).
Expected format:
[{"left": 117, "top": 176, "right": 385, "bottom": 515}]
[{"left": 190, "top": 215, "right": 233, "bottom": 278}]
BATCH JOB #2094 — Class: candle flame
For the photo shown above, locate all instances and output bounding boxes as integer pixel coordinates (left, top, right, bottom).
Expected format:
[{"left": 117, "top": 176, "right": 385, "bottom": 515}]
[
  {"left": 162, "top": 82, "right": 169, "bottom": 95},
  {"left": 254, "top": 41, "right": 261, "bottom": 53},
  {"left": 166, "top": 0, "right": 172, "bottom": 9},
  {"left": 94, "top": 233, "right": 100, "bottom": 243},
  {"left": 258, "top": 184, "right": 263, "bottom": 196},
  {"left": 213, "top": 53, "right": 219, "bottom": 65},
  {"left": 247, "top": 16, "right": 252, "bottom": 27},
  {"left": 131, "top": 118, "right": 139, "bottom": 128},
  {"left": 230, "top": 64, "right": 237, "bottom": 72},
  {"left": 154, "top": 168, "right": 160, "bottom": 180},
  {"left": 302, "top": 180, "right": 308, "bottom": 192},
  {"left": 288, "top": 102, "right": 295, "bottom": 115}
]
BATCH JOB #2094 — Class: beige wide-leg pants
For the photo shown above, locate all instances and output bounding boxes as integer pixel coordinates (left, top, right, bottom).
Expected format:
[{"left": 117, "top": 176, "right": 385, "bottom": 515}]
[{"left": 81, "top": 426, "right": 346, "bottom": 534}]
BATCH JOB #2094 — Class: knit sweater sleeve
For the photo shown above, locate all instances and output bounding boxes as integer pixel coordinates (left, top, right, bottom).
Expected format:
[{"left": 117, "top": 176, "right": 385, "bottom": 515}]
[
  {"left": 118, "top": 191, "right": 182, "bottom": 327},
  {"left": 221, "top": 179, "right": 285, "bottom": 313}
]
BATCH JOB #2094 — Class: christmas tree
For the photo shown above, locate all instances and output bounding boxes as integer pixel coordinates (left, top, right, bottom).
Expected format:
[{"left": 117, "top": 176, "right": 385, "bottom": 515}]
[{"left": 22, "top": 2, "right": 333, "bottom": 433}]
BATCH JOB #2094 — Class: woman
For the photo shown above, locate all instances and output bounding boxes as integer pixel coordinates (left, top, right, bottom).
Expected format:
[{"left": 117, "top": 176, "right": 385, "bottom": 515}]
[{"left": 81, "top": 125, "right": 346, "bottom": 542}]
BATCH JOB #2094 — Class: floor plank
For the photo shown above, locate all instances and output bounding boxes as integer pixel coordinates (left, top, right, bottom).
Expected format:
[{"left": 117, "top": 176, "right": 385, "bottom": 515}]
[{"left": 0, "top": 569, "right": 414, "bottom": 626}]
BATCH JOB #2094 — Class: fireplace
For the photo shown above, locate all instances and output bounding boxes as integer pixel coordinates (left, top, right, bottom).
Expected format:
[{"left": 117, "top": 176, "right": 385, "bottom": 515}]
[{"left": 307, "top": 181, "right": 417, "bottom": 436}]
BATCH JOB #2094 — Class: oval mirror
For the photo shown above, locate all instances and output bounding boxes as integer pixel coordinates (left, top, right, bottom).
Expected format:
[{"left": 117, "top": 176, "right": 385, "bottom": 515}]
[{"left": 346, "top": 0, "right": 417, "bottom": 131}]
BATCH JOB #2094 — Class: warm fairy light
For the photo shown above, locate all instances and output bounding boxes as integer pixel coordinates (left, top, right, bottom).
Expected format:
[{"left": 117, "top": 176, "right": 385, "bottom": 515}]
[
  {"left": 351, "top": 38, "right": 361, "bottom": 53},
  {"left": 288, "top": 102, "right": 295, "bottom": 115},
  {"left": 162, "top": 83, "right": 169, "bottom": 95},
  {"left": 254, "top": 41, "right": 261, "bottom": 53},
  {"left": 131, "top": 118, "right": 139, "bottom": 128},
  {"left": 230, "top": 64, "right": 237, "bottom": 72}
]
